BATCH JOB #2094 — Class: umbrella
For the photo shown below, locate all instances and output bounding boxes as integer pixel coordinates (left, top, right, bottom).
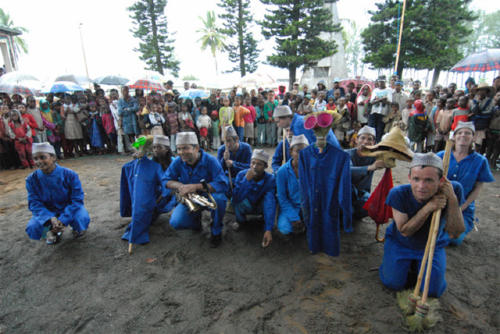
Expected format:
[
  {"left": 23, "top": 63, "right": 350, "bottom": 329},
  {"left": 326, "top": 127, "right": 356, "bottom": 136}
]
[
  {"left": 178, "top": 89, "right": 210, "bottom": 99},
  {"left": 94, "top": 75, "right": 129, "bottom": 86},
  {"left": 127, "top": 79, "right": 166, "bottom": 92},
  {"left": 54, "top": 74, "right": 92, "bottom": 86},
  {"left": 43, "top": 81, "right": 84, "bottom": 94},
  {"left": 0, "top": 83, "right": 37, "bottom": 96},
  {"left": 450, "top": 48, "right": 500, "bottom": 72},
  {"left": 0, "top": 71, "right": 39, "bottom": 84}
]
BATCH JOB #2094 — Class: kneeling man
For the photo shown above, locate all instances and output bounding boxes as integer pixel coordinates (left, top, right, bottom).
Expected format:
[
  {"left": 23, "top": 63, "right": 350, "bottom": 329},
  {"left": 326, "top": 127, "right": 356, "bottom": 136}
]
[
  {"left": 163, "top": 132, "right": 229, "bottom": 247},
  {"left": 232, "top": 149, "right": 277, "bottom": 247},
  {"left": 379, "top": 153, "right": 465, "bottom": 297}
]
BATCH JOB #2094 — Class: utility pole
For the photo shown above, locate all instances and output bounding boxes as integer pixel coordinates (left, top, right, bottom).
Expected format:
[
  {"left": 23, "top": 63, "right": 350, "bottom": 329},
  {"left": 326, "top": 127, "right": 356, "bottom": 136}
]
[{"left": 79, "top": 23, "right": 90, "bottom": 84}]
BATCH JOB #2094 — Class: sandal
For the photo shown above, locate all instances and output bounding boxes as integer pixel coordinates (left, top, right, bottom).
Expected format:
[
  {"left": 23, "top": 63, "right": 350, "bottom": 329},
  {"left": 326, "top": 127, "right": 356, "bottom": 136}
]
[{"left": 46, "top": 230, "right": 61, "bottom": 245}]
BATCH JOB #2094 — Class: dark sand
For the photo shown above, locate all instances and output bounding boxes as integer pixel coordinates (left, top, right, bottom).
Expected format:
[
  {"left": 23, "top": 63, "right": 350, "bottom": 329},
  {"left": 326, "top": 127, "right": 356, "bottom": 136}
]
[{"left": 0, "top": 152, "right": 498, "bottom": 333}]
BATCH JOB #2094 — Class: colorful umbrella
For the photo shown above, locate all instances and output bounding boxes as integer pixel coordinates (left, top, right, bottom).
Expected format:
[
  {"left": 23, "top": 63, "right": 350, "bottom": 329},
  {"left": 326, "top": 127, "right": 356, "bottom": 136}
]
[
  {"left": 0, "top": 83, "right": 36, "bottom": 96},
  {"left": 94, "top": 75, "right": 129, "bottom": 86},
  {"left": 450, "top": 48, "right": 500, "bottom": 73},
  {"left": 178, "top": 89, "right": 210, "bottom": 99},
  {"left": 127, "top": 79, "right": 166, "bottom": 92},
  {"left": 44, "top": 81, "right": 85, "bottom": 94}
]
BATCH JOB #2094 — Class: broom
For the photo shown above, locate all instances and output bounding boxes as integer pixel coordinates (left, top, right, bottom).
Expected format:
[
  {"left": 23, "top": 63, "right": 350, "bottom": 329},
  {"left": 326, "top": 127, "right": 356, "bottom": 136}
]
[{"left": 405, "top": 139, "right": 452, "bottom": 331}]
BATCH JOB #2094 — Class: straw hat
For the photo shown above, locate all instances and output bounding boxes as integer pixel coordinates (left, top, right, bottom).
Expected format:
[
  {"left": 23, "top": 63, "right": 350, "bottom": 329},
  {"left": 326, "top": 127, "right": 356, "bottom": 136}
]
[
  {"left": 471, "top": 82, "right": 496, "bottom": 97},
  {"left": 359, "top": 127, "right": 413, "bottom": 166}
]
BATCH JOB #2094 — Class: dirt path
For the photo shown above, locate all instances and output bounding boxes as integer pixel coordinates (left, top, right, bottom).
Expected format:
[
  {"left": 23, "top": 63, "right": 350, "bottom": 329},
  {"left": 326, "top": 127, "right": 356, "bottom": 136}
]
[{"left": 0, "top": 153, "right": 498, "bottom": 333}]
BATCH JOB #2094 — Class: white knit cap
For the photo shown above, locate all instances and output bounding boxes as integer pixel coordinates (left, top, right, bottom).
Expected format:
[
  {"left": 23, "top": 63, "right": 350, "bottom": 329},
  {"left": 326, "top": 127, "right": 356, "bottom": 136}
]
[
  {"left": 153, "top": 135, "right": 170, "bottom": 147},
  {"left": 290, "top": 134, "right": 309, "bottom": 149},
  {"left": 273, "top": 105, "right": 293, "bottom": 118},
  {"left": 410, "top": 152, "right": 443, "bottom": 172},
  {"left": 358, "top": 125, "right": 376, "bottom": 138},
  {"left": 224, "top": 125, "right": 238, "bottom": 138},
  {"left": 453, "top": 121, "right": 475, "bottom": 134},
  {"left": 251, "top": 149, "right": 270, "bottom": 164},
  {"left": 176, "top": 132, "right": 198, "bottom": 146},
  {"left": 32, "top": 142, "right": 55, "bottom": 155}
]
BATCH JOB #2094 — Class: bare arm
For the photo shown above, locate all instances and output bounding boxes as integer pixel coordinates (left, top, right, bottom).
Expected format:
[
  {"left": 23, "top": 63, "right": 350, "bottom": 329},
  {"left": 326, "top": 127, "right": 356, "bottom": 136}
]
[
  {"left": 393, "top": 201, "right": 438, "bottom": 237},
  {"left": 440, "top": 178, "right": 465, "bottom": 238},
  {"left": 460, "top": 182, "right": 483, "bottom": 211}
]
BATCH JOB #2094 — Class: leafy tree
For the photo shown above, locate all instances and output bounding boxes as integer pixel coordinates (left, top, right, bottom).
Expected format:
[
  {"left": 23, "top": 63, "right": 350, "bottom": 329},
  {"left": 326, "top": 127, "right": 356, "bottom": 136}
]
[
  {"left": 341, "top": 19, "right": 363, "bottom": 77},
  {"left": 361, "top": 0, "right": 476, "bottom": 86},
  {"left": 0, "top": 9, "right": 28, "bottom": 54},
  {"left": 218, "top": 0, "right": 260, "bottom": 77},
  {"left": 197, "top": 11, "right": 227, "bottom": 75},
  {"left": 461, "top": 10, "right": 500, "bottom": 54},
  {"left": 128, "top": 0, "right": 179, "bottom": 76},
  {"left": 259, "top": 0, "right": 341, "bottom": 88},
  {"left": 182, "top": 74, "right": 199, "bottom": 81}
]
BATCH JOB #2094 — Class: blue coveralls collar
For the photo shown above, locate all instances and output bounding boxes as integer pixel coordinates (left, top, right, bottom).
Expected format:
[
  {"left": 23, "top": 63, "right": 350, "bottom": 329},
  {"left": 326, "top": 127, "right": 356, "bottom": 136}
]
[
  {"left": 37, "top": 163, "right": 61, "bottom": 177},
  {"left": 180, "top": 149, "right": 207, "bottom": 170}
]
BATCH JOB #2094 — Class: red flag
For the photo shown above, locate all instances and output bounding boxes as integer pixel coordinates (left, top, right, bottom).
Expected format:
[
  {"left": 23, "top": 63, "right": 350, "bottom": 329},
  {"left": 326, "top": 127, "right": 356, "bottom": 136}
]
[{"left": 363, "top": 168, "right": 394, "bottom": 225}]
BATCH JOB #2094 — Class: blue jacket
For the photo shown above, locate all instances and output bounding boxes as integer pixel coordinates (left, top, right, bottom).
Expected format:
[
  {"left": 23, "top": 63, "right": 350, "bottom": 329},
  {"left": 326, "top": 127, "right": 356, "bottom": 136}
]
[
  {"left": 118, "top": 97, "right": 139, "bottom": 135},
  {"left": 232, "top": 169, "right": 277, "bottom": 231},
  {"left": 217, "top": 142, "right": 252, "bottom": 178},
  {"left": 346, "top": 148, "right": 376, "bottom": 195},
  {"left": 276, "top": 160, "right": 301, "bottom": 222},
  {"left": 272, "top": 140, "right": 291, "bottom": 173},
  {"left": 299, "top": 143, "right": 352, "bottom": 256}
]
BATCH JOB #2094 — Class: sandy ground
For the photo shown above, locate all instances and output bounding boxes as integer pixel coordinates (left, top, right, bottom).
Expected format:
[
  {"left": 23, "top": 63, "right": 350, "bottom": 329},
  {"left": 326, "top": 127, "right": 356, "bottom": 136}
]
[{"left": 0, "top": 151, "right": 499, "bottom": 334}]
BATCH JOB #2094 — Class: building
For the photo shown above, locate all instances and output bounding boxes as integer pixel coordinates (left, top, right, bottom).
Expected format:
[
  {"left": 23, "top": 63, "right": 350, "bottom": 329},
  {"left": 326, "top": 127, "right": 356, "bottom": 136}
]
[
  {"left": 0, "top": 24, "right": 22, "bottom": 73},
  {"left": 300, "top": 1, "right": 347, "bottom": 90}
]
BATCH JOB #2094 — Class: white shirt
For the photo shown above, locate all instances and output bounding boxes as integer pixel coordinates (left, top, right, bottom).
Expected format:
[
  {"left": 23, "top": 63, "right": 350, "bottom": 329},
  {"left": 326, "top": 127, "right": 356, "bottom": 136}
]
[
  {"left": 109, "top": 100, "right": 121, "bottom": 129},
  {"left": 196, "top": 114, "right": 212, "bottom": 129},
  {"left": 370, "top": 88, "right": 392, "bottom": 115}
]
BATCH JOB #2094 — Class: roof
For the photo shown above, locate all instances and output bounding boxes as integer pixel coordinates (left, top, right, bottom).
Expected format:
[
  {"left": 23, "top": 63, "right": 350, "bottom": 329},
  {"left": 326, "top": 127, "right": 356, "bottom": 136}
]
[{"left": 0, "top": 24, "right": 22, "bottom": 36}]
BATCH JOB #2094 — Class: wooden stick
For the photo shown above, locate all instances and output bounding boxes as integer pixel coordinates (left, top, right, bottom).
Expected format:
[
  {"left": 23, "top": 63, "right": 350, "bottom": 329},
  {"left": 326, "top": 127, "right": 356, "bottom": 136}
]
[
  {"left": 282, "top": 128, "right": 287, "bottom": 165},
  {"left": 128, "top": 243, "right": 133, "bottom": 255},
  {"left": 412, "top": 216, "right": 436, "bottom": 297}
]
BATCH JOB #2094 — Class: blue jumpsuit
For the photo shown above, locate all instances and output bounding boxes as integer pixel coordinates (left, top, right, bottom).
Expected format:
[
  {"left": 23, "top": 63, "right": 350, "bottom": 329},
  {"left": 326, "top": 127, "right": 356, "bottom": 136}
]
[
  {"left": 271, "top": 139, "right": 291, "bottom": 173},
  {"left": 437, "top": 151, "right": 494, "bottom": 245},
  {"left": 299, "top": 143, "right": 352, "bottom": 256},
  {"left": 379, "top": 182, "right": 465, "bottom": 297},
  {"left": 232, "top": 169, "right": 277, "bottom": 232},
  {"left": 162, "top": 150, "right": 229, "bottom": 236},
  {"left": 276, "top": 160, "right": 302, "bottom": 234},
  {"left": 25, "top": 165, "right": 90, "bottom": 240},
  {"left": 120, "top": 156, "right": 175, "bottom": 244},
  {"left": 346, "top": 148, "right": 376, "bottom": 219},
  {"left": 217, "top": 141, "right": 252, "bottom": 179}
]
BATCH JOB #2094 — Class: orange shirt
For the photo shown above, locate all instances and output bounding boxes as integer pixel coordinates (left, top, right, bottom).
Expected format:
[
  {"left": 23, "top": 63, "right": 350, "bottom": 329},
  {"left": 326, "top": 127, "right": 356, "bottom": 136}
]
[{"left": 233, "top": 106, "right": 250, "bottom": 127}]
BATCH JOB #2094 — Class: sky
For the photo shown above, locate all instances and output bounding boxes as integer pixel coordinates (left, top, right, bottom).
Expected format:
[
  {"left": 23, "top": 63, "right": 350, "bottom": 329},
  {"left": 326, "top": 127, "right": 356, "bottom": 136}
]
[{"left": 0, "top": 0, "right": 496, "bottom": 86}]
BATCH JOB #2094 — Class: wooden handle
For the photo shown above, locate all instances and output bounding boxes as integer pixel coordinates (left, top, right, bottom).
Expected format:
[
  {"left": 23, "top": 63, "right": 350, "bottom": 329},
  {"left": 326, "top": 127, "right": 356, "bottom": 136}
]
[
  {"left": 128, "top": 243, "right": 133, "bottom": 255},
  {"left": 413, "top": 216, "right": 435, "bottom": 296},
  {"left": 375, "top": 224, "right": 385, "bottom": 242},
  {"left": 282, "top": 128, "right": 286, "bottom": 165}
]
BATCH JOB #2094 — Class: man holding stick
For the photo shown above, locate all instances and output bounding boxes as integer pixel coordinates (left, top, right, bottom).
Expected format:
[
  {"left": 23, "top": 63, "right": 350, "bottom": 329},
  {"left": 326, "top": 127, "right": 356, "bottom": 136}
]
[
  {"left": 217, "top": 126, "right": 252, "bottom": 190},
  {"left": 379, "top": 153, "right": 465, "bottom": 297}
]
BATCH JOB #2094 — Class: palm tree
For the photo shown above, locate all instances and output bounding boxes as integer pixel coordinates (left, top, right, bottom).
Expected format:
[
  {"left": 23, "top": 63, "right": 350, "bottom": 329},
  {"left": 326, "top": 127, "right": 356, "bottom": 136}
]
[
  {"left": 0, "top": 9, "right": 28, "bottom": 54},
  {"left": 197, "top": 11, "right": 226, "bottom": 75}
]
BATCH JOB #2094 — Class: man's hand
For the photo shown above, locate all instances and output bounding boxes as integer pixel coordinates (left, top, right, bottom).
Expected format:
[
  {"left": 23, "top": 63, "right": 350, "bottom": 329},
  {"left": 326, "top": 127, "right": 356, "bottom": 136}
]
[
  {"left": 262, "top": 231, "right": 272, "bottom": 248},
  {"left": 178, "top": 184, "right": 199, "bottom": 197},
  {"left": 245, "top": 168, "right": 256, "bottom": 181},
  {"left": 225, "top": 159, "right": 233, "bottom": 168},
  {"left": 427, "top": 194, "right": 447, "bottom": 212},
  {"left": 223, "top": 150, "right": 230, "bottom": 161},
  {"left": 50, "top": 217, "right": 64, "bottom": 232},
  {"left": 439, "top": 178, "right": 455, "bottom": 201},
  {"left": 367, "top": 160, "right": 387, "bottom": 171}
]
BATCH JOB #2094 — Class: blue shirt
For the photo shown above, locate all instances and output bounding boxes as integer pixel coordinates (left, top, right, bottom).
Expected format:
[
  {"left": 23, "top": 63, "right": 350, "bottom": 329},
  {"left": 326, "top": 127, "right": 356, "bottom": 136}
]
[
  {"left": 26, "top": 164, "right": 86, "bottom": 226},
  {"left": 276, "top": 159, "right": 301, "bottom": 221},
  {"left": 272, "top": 140, "right": 291, "bottom": 173},
  {"left": 163, "top": 150, "right": 229, "bottom": 194},
  {"left": 346, "top": 148, "right": 376, "bottom": 194},
  {"left": 232, "top": 169, "right": 277, "bottom": 231},
  {"left": 118, "top": 97, "right": 139, "bottom": 135},
  {"left": 437, "top": 151, "right": 494, "bottom": 213},
  {"left": 385, "top": 182, "right": 465, "bottom": 250},
  {"left": 217, "top": 142, "right": 252, "bottom": 178}
]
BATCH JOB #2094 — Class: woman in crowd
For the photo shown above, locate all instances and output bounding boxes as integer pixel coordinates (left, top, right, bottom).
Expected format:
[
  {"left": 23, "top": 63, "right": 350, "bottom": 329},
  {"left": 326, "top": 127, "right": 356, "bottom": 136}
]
[{"left": 9, "top": 109, "right": 34, "bottom": 169}]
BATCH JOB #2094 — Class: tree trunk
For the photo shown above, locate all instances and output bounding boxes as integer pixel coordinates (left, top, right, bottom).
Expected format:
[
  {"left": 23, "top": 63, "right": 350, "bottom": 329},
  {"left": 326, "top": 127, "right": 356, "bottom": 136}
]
[
  {"left": 288, "top": 66, "right": 296, "bottom": 91},
  {"left": 238, "top": 0, "right": 245, "bottom": 77},
  {"left": 431, "top": 68, "right": 441, "bottom": 88},
  {"left": 148, "top": 0, "right": 163, "bottom": 75}
]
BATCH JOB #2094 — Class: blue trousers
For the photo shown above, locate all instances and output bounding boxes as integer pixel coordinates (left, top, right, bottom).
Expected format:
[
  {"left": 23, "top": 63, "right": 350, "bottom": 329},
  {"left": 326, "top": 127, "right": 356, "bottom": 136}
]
[
  {"left": 26, "top": 207, "right": 90, "bottom": 240},
  {"left": 169, "top": 193, "right": 227, "bottom": 235},
  {"left": 233, "top": 198, "right": 263, "bottom": 224},
  {"left": 352, "top": 188, "right": 369, "bottom": 220},
  {"left": 277, "top": 207, "right": 301, "bottom": 235},
  {"left": 379, "top": 237, "right": 447, "bottom": 298},
  {"left": 256, "top": 123, "right": 266, "bottom": 145},
  {"left": 236, "top": 126, "right": 245, "bottom": 142},
  {"left": 368, "top": 113, "right": 385, "bottom": 143}
]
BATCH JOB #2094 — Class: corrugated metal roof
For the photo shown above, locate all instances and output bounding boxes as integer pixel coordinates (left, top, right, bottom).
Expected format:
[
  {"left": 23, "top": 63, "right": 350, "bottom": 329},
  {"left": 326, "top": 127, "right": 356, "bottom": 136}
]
[{"left": 0, "top": 24, "right": 22, "bottom": 36}]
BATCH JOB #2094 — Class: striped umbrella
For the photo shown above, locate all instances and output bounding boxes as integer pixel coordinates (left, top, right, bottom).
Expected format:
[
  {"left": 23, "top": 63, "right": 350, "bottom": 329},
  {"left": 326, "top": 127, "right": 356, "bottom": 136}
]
[
  {"left": 127, "top": 79, "right": 166, "bottom": 92},
  {"left": 450, "top": 48, "right": 500, "bottom": 73},
  {"left": 0, "top": 83, "right": 36, "bottom": 96}
]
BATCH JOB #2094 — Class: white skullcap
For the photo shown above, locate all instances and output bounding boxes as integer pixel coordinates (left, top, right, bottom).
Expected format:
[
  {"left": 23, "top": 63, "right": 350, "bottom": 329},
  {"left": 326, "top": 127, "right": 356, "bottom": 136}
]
[
  {"left": 290, "top": 134, "right": 309, "bottom": 149},
  {"left": 410, "top": 153, "right": 443, "bottom": 172},
  {"left": 176, "top": 132, "right": 198, "bottom": 146},
  {"left": 153, "top": 135, "right": 170, "bottom": 147},
  {"left": 358, "top": 125, "right": 376, "bottom": 138},
  {"left": 251, "top": 149, "right": 270, "bottom": 164},
  {"left": 453, "top": 121, "right": 475, "bottom": 134},
  {"left": 32, "top": 142, "right": 55, "bottom": 155},
  {"left": 273, "top": 105, "right": 293, "bottom": 118},
  {"left": 224, "top": 125, "right": 238, "bottom": 138}
]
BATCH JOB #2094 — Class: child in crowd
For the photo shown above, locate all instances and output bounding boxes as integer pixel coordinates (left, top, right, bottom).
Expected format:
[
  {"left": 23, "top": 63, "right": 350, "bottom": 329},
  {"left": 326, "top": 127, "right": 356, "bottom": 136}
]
[
  {"left": 43, "top": 102, "right": 63, "bottom": 159},
  {"left": 326, "top": 96, "right": 336, "bottom": 112},
  {"left": 407, "top": 100, "right": 432, "bottom": 152},
  {"left": 88, "top": 102, "right": 105, "bottom": 154},
  {"left": 210, "top": 110, "right": 220, "bottom": 150},
  {"left": 100, "top": 104, "right": 117, "bottom": 153},
  {"left": 196, "top": 106, "right": 212, "bottom": 151},
  {"left": 219, "top": 97, "right": 234, "bottom": 142},
  {"left": 400, "top": 96, "right": 414, "bottom": 131},
  {"left": 451, "top": 96, "right": 470, "bottom": 130},
  {"left": 9, "top": 109, "right": 34, "bottom": 168},
  {"left": 314, "top": 91, "right": 327, "bottom": 111},
  {"left": 166, "top": 102, "right": 179, "bottom": 153},
  {"left": 145, "top": 103, "right": 166, "bottom": 136},
  {"left": 383, "top": 102, "right": 401, "bottom": 133},
  {"left": 178, "top": 102, "right": 195, "bottom": 132},
  {"left": 233, "top": 96, "right": 250, "bottom": 141}
]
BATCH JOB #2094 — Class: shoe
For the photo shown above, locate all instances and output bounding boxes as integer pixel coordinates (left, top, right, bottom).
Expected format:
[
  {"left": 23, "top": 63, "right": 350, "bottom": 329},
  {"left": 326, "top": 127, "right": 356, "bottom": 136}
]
[
  {"left": 72, "top": 230, "right": 86, "bottom": 240},
  {"left": 230, "top": 221, "right": 240, "bottom": 231},
  {"left": 210, "top": 234, "right": 222, "bottom": 248},
  {"left": 46, "top": 230, "right": 61, "bottom": 245}
]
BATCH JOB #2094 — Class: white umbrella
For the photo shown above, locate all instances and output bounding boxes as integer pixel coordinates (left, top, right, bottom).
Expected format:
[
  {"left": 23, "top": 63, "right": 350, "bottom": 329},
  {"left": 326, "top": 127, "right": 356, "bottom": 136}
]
[{"left": 0, "top": 71, "right": 40, "bottom": 84}]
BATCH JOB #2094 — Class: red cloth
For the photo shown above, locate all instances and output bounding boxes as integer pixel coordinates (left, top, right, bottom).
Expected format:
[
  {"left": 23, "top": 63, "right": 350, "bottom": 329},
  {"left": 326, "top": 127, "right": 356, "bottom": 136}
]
[
  {"left": 363, "top": 168, "right": 393, "bottom": 225},
  {"left": 199, "top": 127, "right": 208, "bottom": 138},
  {"left": 22, "top": 113, "right": 38, "bottom": 136},
  {"left": 101, "top": 113, "right": 116, "bottom": 134}
]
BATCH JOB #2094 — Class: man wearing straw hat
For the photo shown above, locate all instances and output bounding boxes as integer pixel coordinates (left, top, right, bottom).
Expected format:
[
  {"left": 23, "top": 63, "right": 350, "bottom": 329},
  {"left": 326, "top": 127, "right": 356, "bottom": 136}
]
[
  {"left": 347, "top": 125, "right": 388, "bottom": 220},
  {"left": 231, "top": 149, "right": 277, "bottom": 248},
  {"left": 379, "top": 153, "right": 465, "bottom": 297},
  {"left": 469, "top": 82, "right": 496, "bottom": 151},
  {"left": 25, "top": 142, "right": 90, "bottom": 245},
  {"left": 163, "top": 132, "right": 229, "bottom": 248},
  {"left": 217, "top": 125, "right": 252, "bottom": 181}
]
